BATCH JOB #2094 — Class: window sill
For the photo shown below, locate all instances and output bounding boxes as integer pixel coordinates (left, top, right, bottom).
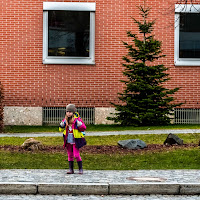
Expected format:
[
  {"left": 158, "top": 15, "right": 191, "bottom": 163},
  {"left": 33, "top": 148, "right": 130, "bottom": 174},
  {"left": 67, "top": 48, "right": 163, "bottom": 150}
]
[
  {"left": 43, "top": 57, "right": 95, "bottom": 65},
  {"left": 175, "top": 59, "right": 200, "bottom": 66}
]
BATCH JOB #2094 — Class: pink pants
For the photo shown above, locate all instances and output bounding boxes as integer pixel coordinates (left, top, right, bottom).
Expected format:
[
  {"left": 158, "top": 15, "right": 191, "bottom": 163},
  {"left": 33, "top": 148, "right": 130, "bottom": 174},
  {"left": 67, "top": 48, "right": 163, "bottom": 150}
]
[{"left": 66, "top": 143, "right": 82, "bottom": 162}]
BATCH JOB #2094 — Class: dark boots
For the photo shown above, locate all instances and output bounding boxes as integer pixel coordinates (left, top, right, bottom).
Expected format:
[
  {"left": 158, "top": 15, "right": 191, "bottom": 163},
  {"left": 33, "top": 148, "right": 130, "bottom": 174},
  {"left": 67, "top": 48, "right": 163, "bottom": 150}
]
[
  {"left": 67, "top": 161, "right": 83, "bottom": 174},
  {"left": 67, "top": 161, "right": 74, "bottom": 174},
  {"left": 77, "top": 161, "right": 83, "bottom": 174}
]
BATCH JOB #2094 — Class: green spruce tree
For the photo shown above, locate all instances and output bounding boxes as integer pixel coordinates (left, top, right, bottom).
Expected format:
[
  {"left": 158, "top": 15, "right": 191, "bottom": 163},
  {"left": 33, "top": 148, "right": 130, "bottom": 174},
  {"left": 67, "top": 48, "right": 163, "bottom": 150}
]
[{"left": 108, "top": 6, "right": 182, "bottom": 126}]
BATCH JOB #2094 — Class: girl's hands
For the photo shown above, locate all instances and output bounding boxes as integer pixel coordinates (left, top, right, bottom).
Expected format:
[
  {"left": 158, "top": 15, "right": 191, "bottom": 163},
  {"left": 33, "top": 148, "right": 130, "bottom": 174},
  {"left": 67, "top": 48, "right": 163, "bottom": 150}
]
[
  {"left": 76, "top": 120, "right": 82, "bottom": 127},
  {"left": 60, "top": 121, "right": 65, "bottom": 128},
  {"left": 65, "top": 115, "right": 75, "bottom": 126}
]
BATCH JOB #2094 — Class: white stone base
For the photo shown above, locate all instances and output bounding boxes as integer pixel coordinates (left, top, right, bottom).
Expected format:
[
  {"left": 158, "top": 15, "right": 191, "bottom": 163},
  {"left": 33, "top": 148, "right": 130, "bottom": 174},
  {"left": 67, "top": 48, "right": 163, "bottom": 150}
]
[
  {"left": 3, "top": 106, "right": 116, "bottom": 125},
  {"left": 95, "top": 107, "right": 116, "bottom": 124},
  {"left": 4, "top": 107, "right": 43, "bottom": 126}
]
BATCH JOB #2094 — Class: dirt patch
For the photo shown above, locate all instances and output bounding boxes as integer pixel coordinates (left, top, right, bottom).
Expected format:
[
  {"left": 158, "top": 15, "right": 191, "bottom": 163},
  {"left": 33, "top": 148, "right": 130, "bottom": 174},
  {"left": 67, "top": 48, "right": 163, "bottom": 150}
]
[
  {"left": 0, "top": 144, "right": 198, "bottom": 154},
  {"left": 82, "top": 143, "right": 198, "bottom": 154}
]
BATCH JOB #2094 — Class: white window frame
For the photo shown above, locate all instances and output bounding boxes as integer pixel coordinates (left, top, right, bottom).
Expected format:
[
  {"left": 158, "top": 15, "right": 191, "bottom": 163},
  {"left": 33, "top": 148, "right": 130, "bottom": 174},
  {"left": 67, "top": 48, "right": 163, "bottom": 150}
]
[
  {"left": 175, "top": 4, "right": 200, "bottom": 66},
  {"left": 43, "top": 2, "right": 95, "bottom": 65}
]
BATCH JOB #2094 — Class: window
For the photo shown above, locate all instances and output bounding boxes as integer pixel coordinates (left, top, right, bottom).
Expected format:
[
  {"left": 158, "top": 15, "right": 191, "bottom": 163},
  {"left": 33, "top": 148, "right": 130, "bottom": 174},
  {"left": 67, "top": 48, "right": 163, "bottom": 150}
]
[
  {"left": 43, "top": 2, "right": 95, "bottom": 64},
  {"left": 175, "top": 4, "right": 200, "bottom": 66}
]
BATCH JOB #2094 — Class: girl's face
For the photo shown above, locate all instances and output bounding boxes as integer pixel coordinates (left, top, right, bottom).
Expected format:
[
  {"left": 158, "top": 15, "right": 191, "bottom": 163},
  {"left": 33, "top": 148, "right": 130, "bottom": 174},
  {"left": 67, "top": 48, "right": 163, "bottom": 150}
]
[{"left": 66, "top": 111, "right": 73, "bottom": 118}]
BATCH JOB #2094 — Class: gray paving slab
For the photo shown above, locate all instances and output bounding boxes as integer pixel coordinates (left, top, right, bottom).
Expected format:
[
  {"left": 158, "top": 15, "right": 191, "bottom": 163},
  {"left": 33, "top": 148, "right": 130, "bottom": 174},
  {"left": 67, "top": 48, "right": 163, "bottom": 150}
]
[
  {"left": 0, "top": 129, "right": 200, "bottom": 137},
  {"left": 1, "top": 170, "right": 200, "bottom": 184},
  {"left": 0, "top": 195, "right": 199, "bottom": 200},
  {"left": 0, "top": 195, "right": 200, "bottom": 200}
]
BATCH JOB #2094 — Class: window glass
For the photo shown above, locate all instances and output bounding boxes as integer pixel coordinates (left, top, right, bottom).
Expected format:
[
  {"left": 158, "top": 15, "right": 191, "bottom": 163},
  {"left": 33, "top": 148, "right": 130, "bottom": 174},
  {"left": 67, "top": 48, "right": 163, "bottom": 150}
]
[
  {"left": 48, "top": 11, "right": 90, "bottom": 57},
  {"left": 179, "top": 13, "right": 200, "bottom": 58}
]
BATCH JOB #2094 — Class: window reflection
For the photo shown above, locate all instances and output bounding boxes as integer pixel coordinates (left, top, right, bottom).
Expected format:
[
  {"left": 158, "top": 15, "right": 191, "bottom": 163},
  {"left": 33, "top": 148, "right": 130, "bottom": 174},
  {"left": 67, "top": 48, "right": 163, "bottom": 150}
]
[
  {"left": 179, "top": 13, "right": 200, "bottom": 58},
  {"left": 48, "top": 11, "right": 90, "bottom": 57}
]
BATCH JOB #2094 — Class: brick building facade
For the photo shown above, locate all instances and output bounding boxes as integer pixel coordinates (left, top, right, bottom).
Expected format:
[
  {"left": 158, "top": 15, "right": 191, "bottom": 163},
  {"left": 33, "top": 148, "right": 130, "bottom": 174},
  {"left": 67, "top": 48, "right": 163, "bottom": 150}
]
[{"left": 1, "top": 0, "right": 200, "bottom": 125}]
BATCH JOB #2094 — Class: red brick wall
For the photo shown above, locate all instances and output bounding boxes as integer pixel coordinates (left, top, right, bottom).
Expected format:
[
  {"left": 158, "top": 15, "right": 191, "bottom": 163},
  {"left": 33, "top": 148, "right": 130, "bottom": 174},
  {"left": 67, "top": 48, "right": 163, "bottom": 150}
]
[{"left": 1, "top": 0, "right": 200, "bottom": 108}]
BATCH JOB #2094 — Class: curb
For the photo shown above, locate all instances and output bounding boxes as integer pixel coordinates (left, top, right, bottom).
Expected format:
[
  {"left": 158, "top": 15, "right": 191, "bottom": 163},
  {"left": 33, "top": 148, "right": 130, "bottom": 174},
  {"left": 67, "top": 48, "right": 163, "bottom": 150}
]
[
  {"left": 38, "top": 183, "right": 108, "bottom": 195},
  {"left": 0, "top": 182, "right": 37, "bottom": 195},
  {"left": 1, "top": 183, "right": 200, "bottom": 195},
  {"left": 109, "top": 183, "right": 180, "bottom": 195}
]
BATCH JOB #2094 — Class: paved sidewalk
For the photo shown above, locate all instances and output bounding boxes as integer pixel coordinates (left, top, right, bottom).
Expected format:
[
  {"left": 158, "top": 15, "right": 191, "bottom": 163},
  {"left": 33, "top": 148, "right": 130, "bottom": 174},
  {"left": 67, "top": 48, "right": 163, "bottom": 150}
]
[
  {"left": 0, "top": 170, "right": 200, "bottom": 195},
  {"left": 1, "top": 128, "right": 200, "bottom": 137},
  {"left": 0, "top": 195, "right": 200, "bottom": 200}
]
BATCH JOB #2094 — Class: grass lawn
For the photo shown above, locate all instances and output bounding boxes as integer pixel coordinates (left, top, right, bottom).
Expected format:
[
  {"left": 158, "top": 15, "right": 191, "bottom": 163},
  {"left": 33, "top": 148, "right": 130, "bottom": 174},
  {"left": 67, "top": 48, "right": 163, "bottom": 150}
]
[
  {"left": 0, "top": 133, "right": 199, "bottom": 146},
  {"left": 83, "top": 148, "right": 200, "bottom": 170},
  {"left": 3, "top": 124, "right": 200, "bottom": 133},
  {"left": 0, "top": 148, "right": 199, "bottom": 170},
  {"left": 0, "top": 133, "right": 199, "bottom": 170}
]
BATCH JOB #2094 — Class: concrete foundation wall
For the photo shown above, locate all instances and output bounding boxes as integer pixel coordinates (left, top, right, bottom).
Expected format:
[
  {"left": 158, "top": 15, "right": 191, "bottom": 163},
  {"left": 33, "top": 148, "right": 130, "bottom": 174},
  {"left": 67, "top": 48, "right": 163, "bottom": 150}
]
[
  {"left": 95, "top": 107, "right": 116, "bottom": 124},
  {"left": 3, "top": 106, "right": 116, "bottom": 125},
  {"left": 4, "top": 107, "right": 43, "bottom": 126},
  {"left": 3, "top": 106, "right": 175, "bottom": 126}
]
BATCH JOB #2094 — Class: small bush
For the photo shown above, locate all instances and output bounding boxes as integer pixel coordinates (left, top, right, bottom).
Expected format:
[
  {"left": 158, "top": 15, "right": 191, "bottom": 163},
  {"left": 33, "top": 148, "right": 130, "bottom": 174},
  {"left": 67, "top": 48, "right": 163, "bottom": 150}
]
[{"left": 0, "top": 81, "right": 4, "bottom": 132}]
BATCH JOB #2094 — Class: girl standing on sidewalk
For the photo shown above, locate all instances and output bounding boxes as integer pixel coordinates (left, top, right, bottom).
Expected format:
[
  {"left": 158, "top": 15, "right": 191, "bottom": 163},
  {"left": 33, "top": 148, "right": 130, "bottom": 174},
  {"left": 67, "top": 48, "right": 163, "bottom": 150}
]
[{"left": 59, "top": 104, "right": 86, "bottom": 174}]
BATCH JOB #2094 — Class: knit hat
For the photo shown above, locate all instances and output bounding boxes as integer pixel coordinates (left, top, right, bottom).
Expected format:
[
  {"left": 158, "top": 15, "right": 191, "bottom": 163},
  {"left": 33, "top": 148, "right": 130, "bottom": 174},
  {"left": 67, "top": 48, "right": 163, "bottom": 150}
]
[{"left": 66, "top": 104, "right": 77, "bottom": 113}]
